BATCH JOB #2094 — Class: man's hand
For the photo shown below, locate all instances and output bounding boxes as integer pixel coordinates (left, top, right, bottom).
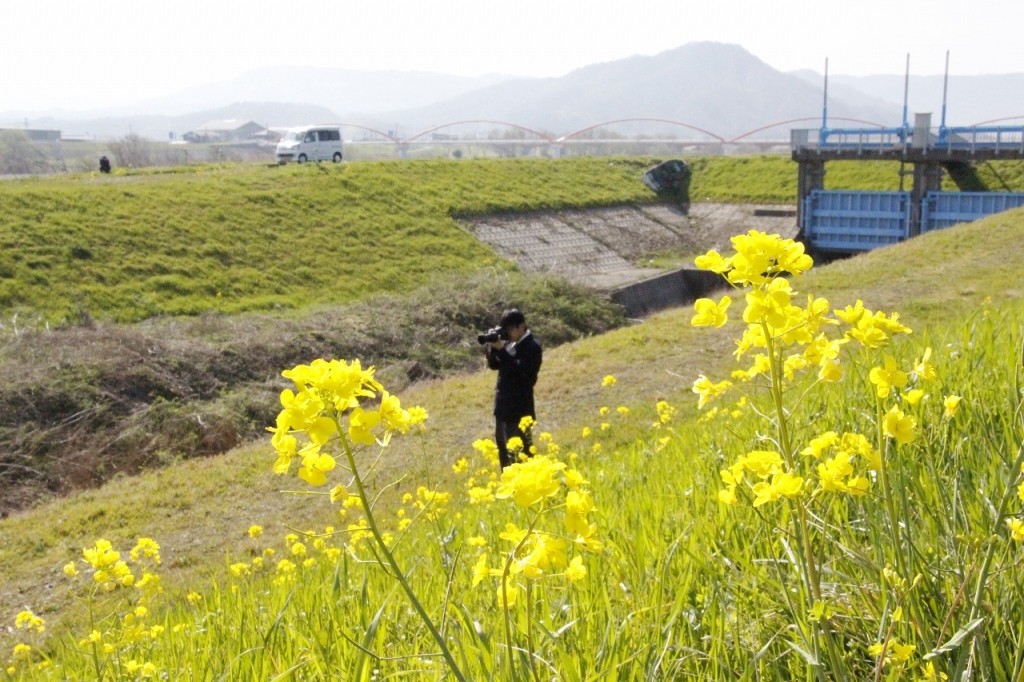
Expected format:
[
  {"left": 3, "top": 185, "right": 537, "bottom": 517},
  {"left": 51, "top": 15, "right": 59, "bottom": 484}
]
[{"left": 488, "top": 339, "right": 505, "bottom": 350}]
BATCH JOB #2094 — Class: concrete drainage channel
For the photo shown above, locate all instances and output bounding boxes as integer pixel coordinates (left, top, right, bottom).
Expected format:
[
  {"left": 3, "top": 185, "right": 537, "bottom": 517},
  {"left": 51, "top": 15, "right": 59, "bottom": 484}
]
[{"left": 461, "top": 203, "right": 797, "bottom": 318}]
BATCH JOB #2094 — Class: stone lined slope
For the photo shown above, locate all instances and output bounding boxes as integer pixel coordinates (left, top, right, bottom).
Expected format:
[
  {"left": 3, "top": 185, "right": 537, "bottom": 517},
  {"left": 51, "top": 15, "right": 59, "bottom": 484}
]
[{"left": 463, "top": 203, "right": 798, "bottom": 288}]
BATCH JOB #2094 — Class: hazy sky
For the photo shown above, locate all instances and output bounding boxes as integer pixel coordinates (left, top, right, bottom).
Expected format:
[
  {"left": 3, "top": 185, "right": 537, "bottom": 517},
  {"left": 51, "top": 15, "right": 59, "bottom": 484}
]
[{"left": 3, "top": 0, "right": 1021, "bottom": 112}]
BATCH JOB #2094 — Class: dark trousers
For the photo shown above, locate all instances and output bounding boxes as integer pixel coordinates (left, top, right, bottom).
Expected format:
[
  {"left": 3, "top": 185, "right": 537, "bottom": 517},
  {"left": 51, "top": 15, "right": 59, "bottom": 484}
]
[{"left": 495, "top": 417, "right": 533, "bottom": 470}]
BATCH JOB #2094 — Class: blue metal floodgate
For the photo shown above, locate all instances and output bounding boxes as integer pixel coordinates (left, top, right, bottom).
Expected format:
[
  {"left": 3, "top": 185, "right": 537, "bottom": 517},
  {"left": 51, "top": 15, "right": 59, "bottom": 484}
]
[{"left": 802, "top": 190, "right": 911, "bottom": 252}]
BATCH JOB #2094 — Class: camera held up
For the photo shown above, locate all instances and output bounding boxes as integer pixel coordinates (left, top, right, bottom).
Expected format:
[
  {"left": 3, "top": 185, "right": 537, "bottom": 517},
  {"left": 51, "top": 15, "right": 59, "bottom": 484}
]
[{"left": 477, "top": 326, "right": 509, "bottom": 345}]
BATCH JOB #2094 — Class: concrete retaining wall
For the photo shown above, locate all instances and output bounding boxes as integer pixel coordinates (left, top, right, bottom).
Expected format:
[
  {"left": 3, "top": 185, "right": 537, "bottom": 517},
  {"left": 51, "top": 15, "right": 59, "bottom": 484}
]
[{"left": 610, "top": 267, "right": 725, "bottom": 318}]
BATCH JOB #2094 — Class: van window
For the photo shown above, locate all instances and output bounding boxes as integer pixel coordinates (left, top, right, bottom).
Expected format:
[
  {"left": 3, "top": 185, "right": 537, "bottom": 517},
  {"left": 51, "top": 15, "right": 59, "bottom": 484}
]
[
  {"left": 318, "top": 130, "right": 340, "bottom": 142},
  {"left": 304, "top": 132, "right": 316, "bottom": 143}
]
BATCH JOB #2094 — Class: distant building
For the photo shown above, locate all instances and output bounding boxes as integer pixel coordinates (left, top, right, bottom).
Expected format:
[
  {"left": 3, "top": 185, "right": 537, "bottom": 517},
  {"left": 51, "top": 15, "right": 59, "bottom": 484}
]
[
  {"left": 183, "top": 120, "right": 267, "bottom": 143},
  {"left": 0, "top": 128, "right": 61, "bottom": 142}
]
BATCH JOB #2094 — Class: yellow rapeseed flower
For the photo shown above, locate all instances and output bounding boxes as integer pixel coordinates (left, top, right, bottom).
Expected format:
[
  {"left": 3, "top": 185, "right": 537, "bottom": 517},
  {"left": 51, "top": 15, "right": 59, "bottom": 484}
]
[
  {"left": 918, "top": 661, "right": 949, "bottom": 681},
  {"left": 471, "top": 553, "right": 490, "bottom": 587},
  {"left": 801, "top": 431, "right": 838, "bottom": 459},
  {"left": 563, "top": 469, "right": 588, "bottom": 489},
  {"left": 742, "top": 278, "right": 792, "bottom": 328},
  {"left": 913, "top": 347, "right": 937, "bottom": 382},
  {"left": 248, "top": 525, "right": 263, "bottom": 538},
  {"left": 692, "top": 375, "right": 732, "bottom": 409},
  {"left": 944, "top": 395, "right": 962, "bottom": 419},
  {"left": 751, "top": 471, "right": 804, "bottom": 506},
  {"left": 737, "top": 450, "right": 784, "bottom": 479},
  {"left": 818, "top": 358, "right": 844, "bottom": 382},
  {"left": 564, "top": 555, "right": 587, "bottom": 581},
  {"left": 497, "top": 576, "right": 518, "bottom": 609},
  {"left": 472, "top": 439, "right": 501, "bottom": 466},
  {"left": 495, "top": 456, "right": 566, "bottom": 507},
  {"left": 691, "top": 296, "right": 731, "bottom": 328},
  {"left": 348, "top": 407, "right": 381, "bottom": 446},
  {"left": 1006, "top": 518, "right": 1024, "bottom": 542},
  {"left": 694, "top": 249, "right": 732, "bottom": 273},
  {"left": 834, "top": 299, "right": 866, "bottom": 325},
  {"left": 378, "top": 390, "right": 411, "bottom": 434},
  {"left": 565, "top": 489, "right": 597, "bottom": 538},
  {"left": 884, "top": 406, "right": 917, "bottom": 445},
  {"left": 869, "top": 356, "right": 909, "bottom": 398},
  {"left": 329, "top": 485, "right": 348, "bottom": 503},
  {"left": 297, "top": 444, "right": 336, "bottom": 487},
  {"left": 904, "top": 388, "right": 925, "bottom": 405},
  {"left": 601, "top": 374, "right": 617, "bottom": 387},
  {"left": 15, "top": 611, "right": 44, "bottom": 634},
  {"left": 83, "top": 539, "right": 120, "bottom": 570},
  {"left": 407, "top": 405, "right": 428, "bottom": 427}
]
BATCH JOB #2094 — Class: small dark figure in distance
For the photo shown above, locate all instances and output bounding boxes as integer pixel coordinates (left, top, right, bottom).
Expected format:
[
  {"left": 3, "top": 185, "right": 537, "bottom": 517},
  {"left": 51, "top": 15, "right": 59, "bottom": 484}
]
[
  {"left": 481, "top": 308, "right": 543, "bottom": 469},
  {"left": 99, "top": 156, "right": 111, "bottom": 173}
]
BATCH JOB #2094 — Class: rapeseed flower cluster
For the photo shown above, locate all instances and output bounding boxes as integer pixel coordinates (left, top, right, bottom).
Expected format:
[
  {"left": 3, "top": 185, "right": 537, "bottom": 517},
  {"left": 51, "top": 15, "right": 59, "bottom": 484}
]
[
  {"left": 474, "top": 450, "right": 600, "bottom": 610},
  {"left": 268, "top": 358, "right": 426, "bottom": 488},
  {"left": 27, "top": 538, "right": 167, "bottom": 678},
  {"left": 691, "top": 232, "right": 919, "bottom": 507},
  {"left": 689, "top": 231, "right": 986, "bottom": 676}
]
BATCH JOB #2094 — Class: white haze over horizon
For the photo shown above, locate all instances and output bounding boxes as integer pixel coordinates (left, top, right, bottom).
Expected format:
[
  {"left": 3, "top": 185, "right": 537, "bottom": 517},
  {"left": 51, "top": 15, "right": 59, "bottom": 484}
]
[{"left": 2, "top": 0, "right": 1021, "bottom": 113}]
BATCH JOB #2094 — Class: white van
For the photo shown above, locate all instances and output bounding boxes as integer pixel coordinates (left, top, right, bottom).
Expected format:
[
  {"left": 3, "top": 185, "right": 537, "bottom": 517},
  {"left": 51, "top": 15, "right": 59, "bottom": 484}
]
[{"left": 276, "top": 126, "right": 344, "bottom": 164}]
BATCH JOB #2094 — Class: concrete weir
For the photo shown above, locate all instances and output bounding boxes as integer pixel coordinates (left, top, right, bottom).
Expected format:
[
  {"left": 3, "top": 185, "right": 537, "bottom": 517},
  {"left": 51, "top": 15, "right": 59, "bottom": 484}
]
[
  {"left": 610, "top": 267, "right": 726, "bottom": 318},
  {"left": 461, "top": 202, "right": 797, "bottom": 318}
]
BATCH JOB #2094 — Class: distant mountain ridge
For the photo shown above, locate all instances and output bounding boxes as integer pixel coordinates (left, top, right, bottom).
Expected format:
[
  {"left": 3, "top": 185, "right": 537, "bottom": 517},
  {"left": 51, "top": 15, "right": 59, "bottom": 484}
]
[
  {"left": 131, "top": 67, "right": 515, "bottom": 119},
  {"left": 362, "top": 43, "right": 900, "bottom": 139},
  {"left": 3, "top": 43, "right": 1021, "bottom": 141}
]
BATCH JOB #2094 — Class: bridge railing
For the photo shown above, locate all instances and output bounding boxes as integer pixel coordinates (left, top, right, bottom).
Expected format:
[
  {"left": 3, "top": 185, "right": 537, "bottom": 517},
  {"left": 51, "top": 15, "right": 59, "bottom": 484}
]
[
  {"left": 791, "top": 127, "right": 908, "bottom": 152},
  {"left": 792, "top": 125, "right": 1024, "bottom": 153},
  {"left": 934, "top": 126, "right": 1024, "bottom": 153}
]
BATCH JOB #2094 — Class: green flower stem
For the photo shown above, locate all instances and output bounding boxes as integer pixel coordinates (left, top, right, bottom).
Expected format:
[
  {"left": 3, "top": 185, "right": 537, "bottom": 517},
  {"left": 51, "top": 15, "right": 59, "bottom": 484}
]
[
  {"left": 525, "top": 580, "right": 539, "bottom": 682},
  {"left": 501, "top": 507, "right": 544, "bottom": 681},
  {"left": 875, "top": 398, "right": 908, "bottom": 578},
  {"left": 967, "top": 441, "right": 1024, "bottom": 624},
  {"left": 335, "top": 424, "right": 468, "bottom": 682},
  {"left": 765, "top": 324, "right": 849, "bottom": 682},
  {"left": 953, "top": 396, "right": 1024, "bottom": 679}
]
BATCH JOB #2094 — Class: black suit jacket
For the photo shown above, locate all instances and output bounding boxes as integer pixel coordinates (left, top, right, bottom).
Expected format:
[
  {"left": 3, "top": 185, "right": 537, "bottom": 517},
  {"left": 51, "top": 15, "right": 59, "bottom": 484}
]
[{"left": 486, "top": 332, "right": 542, "bottom": 422}]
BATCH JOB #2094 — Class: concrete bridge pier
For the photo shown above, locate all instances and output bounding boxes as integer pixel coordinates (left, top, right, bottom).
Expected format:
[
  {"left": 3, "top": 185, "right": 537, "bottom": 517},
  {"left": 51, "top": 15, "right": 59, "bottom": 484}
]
[
  {"left": 796, "top": 159, "right": 825, "bottom": 232},
  {"left": 909, "top": 162, "right": 944, "bottom": 237}
]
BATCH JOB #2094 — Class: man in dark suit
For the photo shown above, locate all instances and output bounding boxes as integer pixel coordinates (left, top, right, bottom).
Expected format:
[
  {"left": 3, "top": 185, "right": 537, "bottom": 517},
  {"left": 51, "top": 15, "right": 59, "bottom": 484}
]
[{"left": 484, "top": 309, "right": 542, "bottom": 469}]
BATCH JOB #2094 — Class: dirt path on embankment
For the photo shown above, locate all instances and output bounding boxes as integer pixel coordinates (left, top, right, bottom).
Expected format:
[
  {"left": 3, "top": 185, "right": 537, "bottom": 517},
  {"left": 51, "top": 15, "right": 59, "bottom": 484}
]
[{"left": 461, "top": 202, "right": 799, "bottom": 289}]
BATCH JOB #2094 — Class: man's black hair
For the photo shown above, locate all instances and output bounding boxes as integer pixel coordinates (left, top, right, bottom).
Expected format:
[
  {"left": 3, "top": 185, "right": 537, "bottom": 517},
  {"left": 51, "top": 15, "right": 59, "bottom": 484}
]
[{"left": 500, "top": 309, "right": 526, "bottom": 329}]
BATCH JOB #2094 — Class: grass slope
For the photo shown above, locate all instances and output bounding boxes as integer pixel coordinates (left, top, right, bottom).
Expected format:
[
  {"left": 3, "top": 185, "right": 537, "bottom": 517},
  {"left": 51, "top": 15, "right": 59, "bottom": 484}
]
[
  {"left": 2, "top": 206, "right": 1022, "bottom": 642},
  {"left": 0, "top": 159, "right": 657, "bottom": 323},
  {"left": 5, "top": 157, "right": 1021, "bottom": 323}
]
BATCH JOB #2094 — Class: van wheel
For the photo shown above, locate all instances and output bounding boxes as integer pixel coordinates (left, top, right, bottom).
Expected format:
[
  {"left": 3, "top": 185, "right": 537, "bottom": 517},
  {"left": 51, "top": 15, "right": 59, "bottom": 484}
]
[
  {"left": 333, "top": 152, "right": 343, "bottom": 163},
  {"left": 297, "top": 154, "right": 307, "bottom": 164}
]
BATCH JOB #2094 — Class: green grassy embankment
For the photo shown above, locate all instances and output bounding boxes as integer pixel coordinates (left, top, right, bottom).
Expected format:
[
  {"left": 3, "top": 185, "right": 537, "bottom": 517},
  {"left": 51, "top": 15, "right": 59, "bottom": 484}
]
[
  {"left": 2, "top": 207, "right": 1022, "bottom": 662},
  {"left": 6, "top": 156, "right": 1022, "bottom": 324},
  {"left": 0, "top": 158, "right": 658, "bottom": 323}
]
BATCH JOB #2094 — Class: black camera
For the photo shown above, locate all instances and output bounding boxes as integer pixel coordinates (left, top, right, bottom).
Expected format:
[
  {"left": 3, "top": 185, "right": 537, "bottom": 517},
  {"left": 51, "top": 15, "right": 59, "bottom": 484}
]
[{"left": 477, "top": 326, "right": 509, "bottom": 344}]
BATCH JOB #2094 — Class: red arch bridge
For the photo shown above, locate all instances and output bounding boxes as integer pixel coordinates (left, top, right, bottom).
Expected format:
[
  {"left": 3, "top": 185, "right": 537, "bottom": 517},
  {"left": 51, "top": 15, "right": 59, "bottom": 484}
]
[{"left": 329, "top": 117, "right": 903, "bottom": 156}]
